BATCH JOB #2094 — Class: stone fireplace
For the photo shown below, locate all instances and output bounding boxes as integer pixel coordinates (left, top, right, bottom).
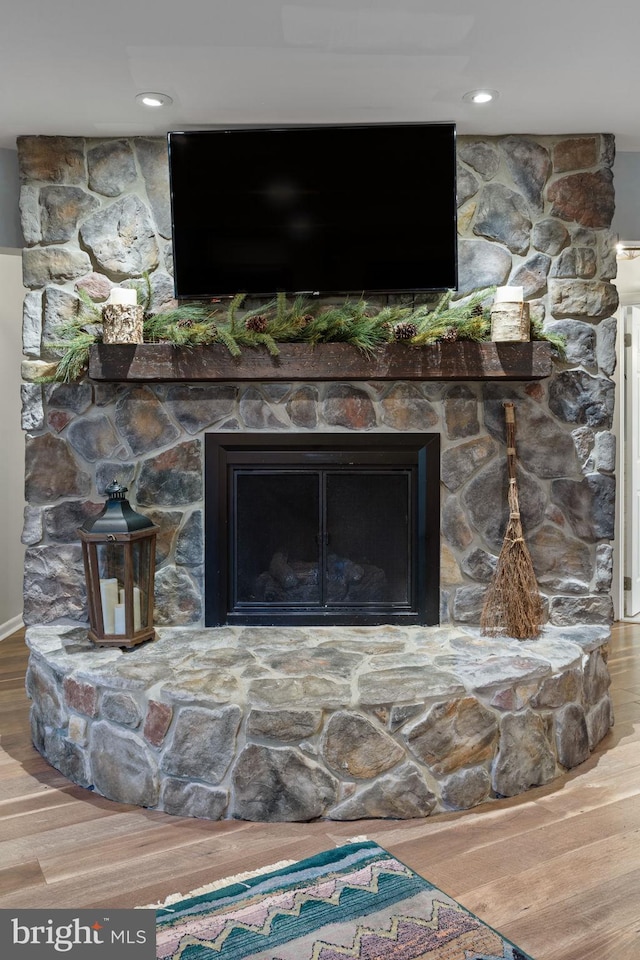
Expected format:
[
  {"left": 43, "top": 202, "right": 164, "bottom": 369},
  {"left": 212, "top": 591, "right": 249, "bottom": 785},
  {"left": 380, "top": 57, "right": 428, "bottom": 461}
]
[{"left": 19, "top": 132, "right": 617, "bottom": 821}]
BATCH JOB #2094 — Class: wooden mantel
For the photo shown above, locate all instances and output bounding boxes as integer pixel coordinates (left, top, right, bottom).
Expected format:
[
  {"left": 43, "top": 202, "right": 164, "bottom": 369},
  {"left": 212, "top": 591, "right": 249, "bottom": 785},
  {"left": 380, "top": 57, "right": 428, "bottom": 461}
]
[{"left": 88, "top": 340, "right": 553, "bottom": 383}]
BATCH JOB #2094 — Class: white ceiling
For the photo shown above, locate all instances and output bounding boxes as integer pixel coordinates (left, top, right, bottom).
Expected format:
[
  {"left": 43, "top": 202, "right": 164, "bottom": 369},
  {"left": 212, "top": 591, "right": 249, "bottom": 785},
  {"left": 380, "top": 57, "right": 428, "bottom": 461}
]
[{"left": 1, "top": 0, "right": 639, "bottom": 152}]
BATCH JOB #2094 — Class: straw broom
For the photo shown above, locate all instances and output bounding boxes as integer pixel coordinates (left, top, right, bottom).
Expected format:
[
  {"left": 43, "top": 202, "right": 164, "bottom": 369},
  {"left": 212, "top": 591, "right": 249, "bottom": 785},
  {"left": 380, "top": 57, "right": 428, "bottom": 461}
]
[{"left": 480, "top": 401, "right": 543, "bottom": 639}]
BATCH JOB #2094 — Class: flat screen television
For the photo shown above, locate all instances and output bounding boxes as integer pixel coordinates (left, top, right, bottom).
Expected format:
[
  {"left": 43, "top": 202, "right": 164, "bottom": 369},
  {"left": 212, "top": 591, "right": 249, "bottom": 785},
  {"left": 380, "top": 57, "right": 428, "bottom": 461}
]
[{"left": 168, "top": 122, "right": 457, "bottom": 299}]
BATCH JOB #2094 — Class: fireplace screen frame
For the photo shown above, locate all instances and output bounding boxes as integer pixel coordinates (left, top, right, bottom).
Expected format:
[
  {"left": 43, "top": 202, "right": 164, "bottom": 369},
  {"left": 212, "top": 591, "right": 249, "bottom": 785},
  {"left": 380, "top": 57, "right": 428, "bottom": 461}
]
[{"left": 205, "top": 433, "right": 440, "bottom": 627}]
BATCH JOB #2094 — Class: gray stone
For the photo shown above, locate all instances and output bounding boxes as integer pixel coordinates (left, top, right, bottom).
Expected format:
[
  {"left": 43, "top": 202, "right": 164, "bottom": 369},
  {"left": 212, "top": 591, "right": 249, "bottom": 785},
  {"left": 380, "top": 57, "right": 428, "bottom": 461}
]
[
  {"left": 548, "top": 169, "right": 615, "bottom": 228},
  {"left": 165, "top": 384, "right": 237, "bottom": 434},
  {"left": 531, "top": 219, "right": 570, "bottom": 255},
  {"left": 586, "top": 696, "right": 613, "bottom": 750},
  {"left": 101, "top": 691, "right": 142, "bottom": 727},
  {"left": 595, "top": 544, "right": 613, "bottom": 592},
  {"left": 452, "top": 585, "right": 488, "bottom": 623},
  {"left": 44, "top": 500, "right": 103, "bottom": 543},
  {"left": 67, "top": 415, "right": 119, "bottom": 462},
  {"left": 45, "top": 382, "right": 93, "bottom": 413},
  {"left": 239, "top": 387, "right": 285, "bottom": 430},
  {"left": 248, "top": 675, "right": 351, "bottom": 709},
  {"left": 43, "top": 729, "right": 90, "bottom": 787},
  {"left": 114, "top": 386, "right": 180, "bottom": 456},
  {"left": 19, "top": 185, "right": 41, "bottom": 245},
  {"left": 80, "top": 195, "right": 160, "bottom": 277},
  {"left": 175, "top": 511, "right": 203, "bottom": 566},
  {"left": 23, "top": 290, "right": 42, "bottom": 357},
  {"left": 548, "top": 279, "right": 619, "bottom": 320},
  {"left": 544, "top": 320, "right": 596, "bottom": 367},
  {"left": 25, "top": 433, "right": 91, "bottom": 504},
  {"left": 597, "top": 317, "right": 617, "bottom": 376},
  {"left": 548, "top": 371, "right": 614, "bottom": 428},
  {"left": 492, "top": 710, "right": 556, "bottom": 796},
  {"left": 473, "top": 182, "right": 531, "bottom": 254},
  {"left": 502, "top": 137, "right": 551, "bottom": 214},
  {"left": 286, "top": 386, "right": 319, "bottom": 428},
  {"left": 87, "top": 140, "right": 137, "bottom": 197},
  {"left": 572, "top": 426, "right": 595, "bottom": 466},
  {"left": 549, "top": 595, "right": 614, "bottom": 627},
  {"left": 90, "top": 721, "right": 160, "bottom": 807},
  {"left": 456, "top": 239, "right": 512, "bottom": 295},
  {"left": 232, "top": 744, "right": 338, "bottom": 821},
  {"left": 509, "top": 253, "right": 551, "bottom": 299},
  {"left": 555, "top": 702, "right": 589, "bottom": 769},
  {"left": 95, "top": 461, "right": 136, "bottom": 496},
  {"left": 22, "top": 505, "right": 43, "bottom": 546},
  {"left": 143, "top": 509, "right": 181, "bottom": 565},
  {"left": 458, "top": 140, "right": 500, "bottom": 180},
  {"left": 21, "top": 383, "right": 44, "bottom": 431},
  {"left": 18, "top": 136, "right": 85, "bottom": 184},
  {"left": 358, "top": 665, "right": 464, "bottom": 706},
  {"left": 162, "top": 705, "right": 241, "bottom": 783},
  {"left": 530, "top": 669, "right": 582, "bottom": 709},
  {"left": 39, "top": 186, "right": 100, "bottom": 243},
  {"left": 528, "top": 524, "right": 592, "bottom": 593},
  {"left": 593, "top": 431, "right": 616, "bottom": 473},
  {"left": 161, "top": 779, "right": 228, "bottom": 820},
  {"left": 461, "top": 548, "right": 497, "bottom": 583},
  {"left": 41, "top": 286, "right": 81, "bottom": 360},
  {"left": 456, "top": 164, "right": 480, "bottom": 206},
  {"left": 380, "top": 383, "right": 438, "bottom": 430},
  {"left": 247, "top": 708, "right": 322, "bottom": 741},
  {"left": 440, "top": 765, "right": 492, "bottom": 810},
  {"left": 463, "top": 459, "right": 546, "bottom": 550},
  {"left": 483, "top": 384, "right": 580, "bottom": 478},
  {"left": 134, "top": 138, "right": 172, "bottom": 239},
  {"left": 322, "top": 711, "right": 404, "bottom": 778},
  {"left": 404, "top": 697, "right": 498, "bottom": 776},
  {"left": 154, "top": 566, "right": 202, "bottom": 625},
  {"left": 443, "top": 385, "right": 478, "bottom": 439},
  {"left": 441, "top": 494, "right": 473, "bottom": 551},
  {"left": 550, "top": 247, "right": 597, "bottom": 280},
  {"left": 23, "top": 247, "right": 92, "bottom": 289},
  {"left": 25, "top": 659, "right": 66, "bottom": 727},
  {"left": 441, "top": 436, "right": 497, "bottom": 491},
  {"left": 148, "top": 271, "right": 177, "bottom": 313},
  {"left": 23, "top": 545, "right": 86, "bottom": 625},
  {"left": 323, "top": 385, "right": 376, "bottom": 429},
  {"left": 137, "top": 440, "right": 202, "bottom": 506},
  {"left": 583, "top": 650, "right": 611, "bottom": 704},
  {"left": 329, "top": 762, "right": 437, "bottom": 820},
  {"left": 551, "top": 474, "right": 616, "bottom": 541}
]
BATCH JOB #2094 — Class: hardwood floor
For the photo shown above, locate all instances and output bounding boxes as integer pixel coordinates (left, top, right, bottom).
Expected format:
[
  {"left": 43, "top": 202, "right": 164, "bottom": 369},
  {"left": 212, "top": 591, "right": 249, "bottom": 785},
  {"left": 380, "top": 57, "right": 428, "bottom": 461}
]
[{"left": 1, "top": 624, "right": 639, "bottom": 959}]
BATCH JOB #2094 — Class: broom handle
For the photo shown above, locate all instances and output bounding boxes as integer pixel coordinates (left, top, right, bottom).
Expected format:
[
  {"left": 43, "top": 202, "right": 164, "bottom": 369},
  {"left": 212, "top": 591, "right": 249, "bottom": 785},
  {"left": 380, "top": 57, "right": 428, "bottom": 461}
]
[{"left": 504, "top": 402, "right": 517, "bottom": 481}]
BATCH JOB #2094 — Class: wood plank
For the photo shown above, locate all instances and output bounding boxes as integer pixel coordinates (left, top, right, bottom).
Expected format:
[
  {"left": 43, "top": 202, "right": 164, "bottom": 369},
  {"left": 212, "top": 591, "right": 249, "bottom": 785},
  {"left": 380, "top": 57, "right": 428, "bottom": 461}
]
[{"left": 88, "top": 340, "right": 553, "bottom": 382}]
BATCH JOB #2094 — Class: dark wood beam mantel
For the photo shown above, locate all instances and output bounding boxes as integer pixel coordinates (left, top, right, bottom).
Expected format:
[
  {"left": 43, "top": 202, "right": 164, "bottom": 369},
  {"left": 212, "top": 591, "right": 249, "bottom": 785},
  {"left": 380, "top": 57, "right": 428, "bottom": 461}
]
[{"left": 88, "top": 340, "right": 553, "bottom": 383}]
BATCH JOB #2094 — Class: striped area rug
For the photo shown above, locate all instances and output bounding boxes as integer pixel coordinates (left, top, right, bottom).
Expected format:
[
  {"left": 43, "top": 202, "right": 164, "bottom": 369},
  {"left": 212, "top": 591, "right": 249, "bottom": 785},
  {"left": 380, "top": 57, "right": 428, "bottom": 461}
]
[{"left": 154, "top": 840, "right": 533, "bottom": 959}]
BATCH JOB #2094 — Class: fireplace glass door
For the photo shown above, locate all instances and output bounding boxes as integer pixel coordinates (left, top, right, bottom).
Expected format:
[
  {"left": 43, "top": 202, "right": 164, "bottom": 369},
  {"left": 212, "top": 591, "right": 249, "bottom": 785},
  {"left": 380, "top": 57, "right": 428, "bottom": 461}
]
[{"left": 205, "top": 434, "right": 440, "bottom": 627}]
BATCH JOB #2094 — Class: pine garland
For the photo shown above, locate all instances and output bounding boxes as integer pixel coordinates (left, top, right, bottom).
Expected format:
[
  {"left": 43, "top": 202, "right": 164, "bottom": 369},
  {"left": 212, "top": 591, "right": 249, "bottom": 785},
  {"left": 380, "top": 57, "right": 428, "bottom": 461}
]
[{"left": 40, "top": 285, "right": 566, "bottom": 383}]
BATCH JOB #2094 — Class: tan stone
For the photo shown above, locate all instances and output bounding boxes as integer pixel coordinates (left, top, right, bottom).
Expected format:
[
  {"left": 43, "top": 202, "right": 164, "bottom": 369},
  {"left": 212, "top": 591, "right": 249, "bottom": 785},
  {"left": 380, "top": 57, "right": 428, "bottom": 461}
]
[{"left": 322, "top": 711, "right": 404, "bottom": 779}]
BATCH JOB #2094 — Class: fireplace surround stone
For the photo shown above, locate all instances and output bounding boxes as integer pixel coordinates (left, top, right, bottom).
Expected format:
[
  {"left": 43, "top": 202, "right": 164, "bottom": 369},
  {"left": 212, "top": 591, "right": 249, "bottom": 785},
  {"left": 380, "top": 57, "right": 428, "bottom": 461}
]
[{"left": 19, "top": 131, "right": 618, "bottom": 820}]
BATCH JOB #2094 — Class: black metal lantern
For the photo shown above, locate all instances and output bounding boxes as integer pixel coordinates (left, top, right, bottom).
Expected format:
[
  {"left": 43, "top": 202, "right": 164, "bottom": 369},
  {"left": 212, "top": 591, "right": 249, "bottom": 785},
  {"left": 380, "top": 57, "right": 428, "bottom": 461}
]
[{"left": 78, "top": 481, "right": 159, "bottom": 648}]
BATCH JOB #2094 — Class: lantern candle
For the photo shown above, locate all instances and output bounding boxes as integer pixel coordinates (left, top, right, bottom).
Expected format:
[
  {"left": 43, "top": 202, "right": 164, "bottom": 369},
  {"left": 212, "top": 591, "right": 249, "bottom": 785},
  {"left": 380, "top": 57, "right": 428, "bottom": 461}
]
[
  {"left": 107, "top": 287, "right": 137, "bottom": 306},
  {"left": 113, "top": 603, "right": 126, "bottom": 635},
  {"left": 120, "top": 586, "right": 142, "bottom": 631},
  {"left": 100, "top": 578, "right": 119, "bottom": 634}
]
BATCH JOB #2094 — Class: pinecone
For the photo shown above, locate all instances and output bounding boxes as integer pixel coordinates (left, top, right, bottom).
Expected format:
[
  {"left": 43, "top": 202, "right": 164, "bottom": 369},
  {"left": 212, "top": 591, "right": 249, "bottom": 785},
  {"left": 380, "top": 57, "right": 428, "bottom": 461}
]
[
  {"left": 471, "top": 303, "right": 484, "bottom": 317},
  {"left": 245, "top": 314, "right": 269, "bottom": 334},
  {"left": 177, "top": 316, "right": 194, "bottom": 329},
  {"left": 442, "top": 326, "right": 460, "bottom": 342},
  {"left": 393, "top": 321, "right": 418, "bottom": 341}
]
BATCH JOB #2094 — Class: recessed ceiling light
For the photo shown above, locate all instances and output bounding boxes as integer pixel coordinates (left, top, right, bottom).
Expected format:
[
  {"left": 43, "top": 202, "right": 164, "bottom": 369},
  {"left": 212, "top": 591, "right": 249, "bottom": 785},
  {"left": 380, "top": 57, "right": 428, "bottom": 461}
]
[
  {"left": 462, "top": 89, "right": 499, "bottom": 104},
  {"left": 135, "top": 92, "right": 173, "bottom": 108}
]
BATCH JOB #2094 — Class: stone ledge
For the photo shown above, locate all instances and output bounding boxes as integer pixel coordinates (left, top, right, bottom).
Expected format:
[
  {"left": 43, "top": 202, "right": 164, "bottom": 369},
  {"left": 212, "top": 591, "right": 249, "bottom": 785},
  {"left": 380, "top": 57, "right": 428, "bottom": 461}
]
[
  {"left": 25, "top": 623, "right": 613, "bottom": 822},
  {"left": 87, "top": 341, "right": 554, "bottom": 383}
]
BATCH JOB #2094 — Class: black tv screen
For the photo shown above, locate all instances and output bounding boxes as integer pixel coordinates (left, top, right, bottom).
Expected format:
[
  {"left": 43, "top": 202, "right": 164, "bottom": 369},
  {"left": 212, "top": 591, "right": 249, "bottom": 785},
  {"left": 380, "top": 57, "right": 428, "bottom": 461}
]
[{"left": 168, "top": 123, "right": 457, "bottom": 299}]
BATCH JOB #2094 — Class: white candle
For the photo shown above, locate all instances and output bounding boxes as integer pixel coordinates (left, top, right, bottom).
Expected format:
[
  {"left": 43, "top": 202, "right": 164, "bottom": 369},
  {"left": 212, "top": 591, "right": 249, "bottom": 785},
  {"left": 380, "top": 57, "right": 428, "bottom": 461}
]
[
  {"left": 113, "top": 603, "right": 126, "bottom": 635},
  {"left": 119, "top": 587, "right": 142, "bottom": 631},
  {"left": 100, "top": 578, "right": 119, "bottom": 634},
  {"left": 108, "top": 287, "right": 137, "bottom": 306},
  {"left": 494, "top": 285, "right": 524, "bottom": 303}
]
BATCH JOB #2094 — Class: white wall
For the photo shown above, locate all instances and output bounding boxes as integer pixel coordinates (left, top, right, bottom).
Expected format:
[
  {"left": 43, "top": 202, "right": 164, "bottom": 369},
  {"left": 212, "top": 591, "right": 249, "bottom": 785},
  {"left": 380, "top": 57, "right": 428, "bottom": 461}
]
[{"left": 0, "top": 250, "right": 25, "bottom": 635}]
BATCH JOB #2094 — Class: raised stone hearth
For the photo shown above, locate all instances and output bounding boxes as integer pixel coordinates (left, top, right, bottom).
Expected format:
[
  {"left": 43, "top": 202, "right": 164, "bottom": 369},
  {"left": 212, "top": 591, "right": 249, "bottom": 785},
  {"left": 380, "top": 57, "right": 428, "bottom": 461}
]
[{"left": 27, "top": 623, "right": 612, "bottom": 822}]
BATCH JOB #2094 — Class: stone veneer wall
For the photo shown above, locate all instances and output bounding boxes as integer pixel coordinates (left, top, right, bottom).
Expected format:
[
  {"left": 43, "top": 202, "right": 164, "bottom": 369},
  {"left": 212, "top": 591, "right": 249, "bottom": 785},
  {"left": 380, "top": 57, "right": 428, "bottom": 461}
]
[{"left": 19, "top": 134, "right": 618, "bottom": 630}]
